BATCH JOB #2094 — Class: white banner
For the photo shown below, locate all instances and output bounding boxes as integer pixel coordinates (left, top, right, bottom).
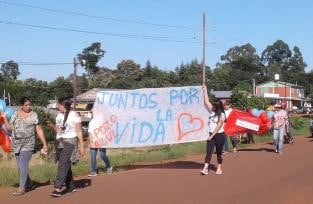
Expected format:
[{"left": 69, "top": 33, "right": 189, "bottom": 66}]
[{"left": 89, "top": 86, "right": 209, "bottom": 148}]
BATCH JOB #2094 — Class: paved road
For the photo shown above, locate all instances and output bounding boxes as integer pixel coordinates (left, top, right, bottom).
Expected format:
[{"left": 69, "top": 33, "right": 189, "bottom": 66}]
[{"left": 1, "top": 136, "right": 313, "bottom": 204}]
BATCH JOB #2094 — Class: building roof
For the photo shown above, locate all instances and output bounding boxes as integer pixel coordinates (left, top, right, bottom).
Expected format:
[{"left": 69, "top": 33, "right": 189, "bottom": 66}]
[
  {"left": 211, "top": 90, "right": 232, "bottom": 99},
  {"left": 77, "top": 88, "right": 121, "bottom": 102},
  {"left": 76, "top": 88, "right": 102, "bottom": 102},
  {"left": 257, "top": 81, "right": 304, "bottom": 88}
]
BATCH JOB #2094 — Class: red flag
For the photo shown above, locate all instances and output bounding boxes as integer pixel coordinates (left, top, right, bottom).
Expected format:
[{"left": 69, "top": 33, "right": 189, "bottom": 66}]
[{"left": 224, "top": 109, "right": 270, "bottom": 136}]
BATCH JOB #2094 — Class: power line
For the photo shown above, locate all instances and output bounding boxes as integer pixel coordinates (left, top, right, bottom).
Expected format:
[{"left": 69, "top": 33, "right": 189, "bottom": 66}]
[
  {"left": 0, "top": 20, "right": 200, "bottom": 44},
  {"left": 0, "top": 62, "right": 73, "bottom": 65},
  {"left": 208, "top": 26, "right": 245, "bottom": 45},
  {"left": 0, "top": 0, "right": 199, "bottom": 31}
]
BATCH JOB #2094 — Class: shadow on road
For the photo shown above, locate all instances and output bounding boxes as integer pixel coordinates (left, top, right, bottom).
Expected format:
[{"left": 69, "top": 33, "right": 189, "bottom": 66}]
[
  {"left": 238, "top": 147, "right": 275, "bottom": 153},
  {"left": 73, "top": 178, "right": 92, "bottom": 189},
  {"left": 118, "top": 161, "right": 208, "bottom": 171}
]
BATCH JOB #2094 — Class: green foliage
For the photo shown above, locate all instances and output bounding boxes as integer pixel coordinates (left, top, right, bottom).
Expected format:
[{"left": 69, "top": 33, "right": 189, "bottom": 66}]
[
  {"left": 0, "top": 60, "right": 20, "bottom": 80},
  {"left": 230, "top": 89, "right": 268, "bottom": 110},
  {"left": 290, "top": 117, "right": 305, "bottom": 130},
  {"left": 175, "top": 59, "right": 211, "bottom": 86},
  {"left": 213, "top": 43, "right": 264, "bottom": 91},
  {"left": 77, "top": 42, "right": 105, "bottom": 84}
]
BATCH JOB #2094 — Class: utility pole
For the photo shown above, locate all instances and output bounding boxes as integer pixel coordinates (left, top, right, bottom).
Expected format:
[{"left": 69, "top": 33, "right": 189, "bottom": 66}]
[
  {"left": 284, "top": 82, "right": 287, "bottom": 105},
  {"left": 73, "top": 58, "right": 78, "bottom": 111},
  {"left": 202, "top": 13, "right": 206, "bottom": 85},
  {"left": 252, "top": 78, "right": 256, "bottom": 95}
]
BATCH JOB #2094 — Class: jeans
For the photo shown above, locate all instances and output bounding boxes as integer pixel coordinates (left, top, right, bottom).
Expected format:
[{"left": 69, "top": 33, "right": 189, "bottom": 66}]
[
  {"left": 223, "top": 137, "right": 228, "bottom": 152},
  {"left": 230, "top": 136, "right": 240, "bottom": 148},
  {"left": 273, "top": 127, "right": 285, "bottom": 152},
  {"left": 90, "top": 148, "right": 111, "bottom": 174},
  {"left": 15, "top": 150, "right": 33, "bottom": 190}
]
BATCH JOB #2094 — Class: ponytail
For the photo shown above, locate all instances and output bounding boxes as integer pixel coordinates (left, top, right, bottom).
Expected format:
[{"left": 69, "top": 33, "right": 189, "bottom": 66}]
[{"left": 58, "top": 97, "right": 72, "bottom": 129}]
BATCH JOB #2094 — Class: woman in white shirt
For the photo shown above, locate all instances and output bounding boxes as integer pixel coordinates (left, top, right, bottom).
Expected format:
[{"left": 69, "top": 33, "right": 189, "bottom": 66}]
[
  {"left": 49, "top": 97, "right": 85, "bottom": 197},
  {"left": 201, "top": 86, "right": 226, "bottom": 175}
]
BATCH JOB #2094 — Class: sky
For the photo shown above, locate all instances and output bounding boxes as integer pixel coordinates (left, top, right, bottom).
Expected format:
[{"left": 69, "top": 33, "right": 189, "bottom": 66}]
[{"left": 1, "top": 0, "right": 313, "bottom": 82}]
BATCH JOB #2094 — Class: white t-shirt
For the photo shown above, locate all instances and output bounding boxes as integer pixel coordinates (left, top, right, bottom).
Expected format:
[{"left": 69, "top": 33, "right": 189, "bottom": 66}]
[
  {"left": 208, "top": 112, "right": 226, "bottom": 133},
  {"left": 56, "top": 111, "right": 81, "bottom": 139},
  {"left": 88, "top": 118, "right": 99, "bottom": 148},
  {"left": 224, "top": 108, "right": 233, "bottom": 119}
]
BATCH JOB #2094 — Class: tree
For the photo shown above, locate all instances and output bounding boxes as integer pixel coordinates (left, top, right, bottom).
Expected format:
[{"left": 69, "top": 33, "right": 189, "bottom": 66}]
[
  {"left": 116, "top": 59, "right": 144, "bottom": 80},
  {"left": 49, "top": 76, "right": 73, "bottom": 99},
  {"left": 261, "top": 40, "right": 292, "bottom": 80},
  {"left": 107, "top": 59, "right": 144, "bottom": 89},
  {"left": 0, "top": 60, "right": 20, "bottom": 80},
  {"left": 88, "top": 67, "right": 114, "bottom": 88},
  {"left": 231, "top": 89, "right": 268, "bottom": 110},
  {"left": 175, "top": 59, "right": 211, "bottom": 86},
  {"left": 211, "top": 64, "right": 232, "bottom": 90},
  {"left": 213, "top": 43, "right": 263, "bottom": 90},
  {"left": 77, "top": 42, "right": 105, "bottom": 84},
  {"left": 144, "top": 60, "right": 153, "bottom": 77},
  {"left": 284, "top": 46, "right": 306, "bottom": 81}
]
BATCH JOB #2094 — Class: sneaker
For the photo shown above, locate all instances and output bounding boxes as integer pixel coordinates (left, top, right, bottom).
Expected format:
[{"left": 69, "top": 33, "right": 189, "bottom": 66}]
[
  {"left": 200, "top": 168, "right": 209, "bottom": 175},
  {"left": 50, "top": 190, "right": 63, "bottom": 197},
  {"left": 88, "top": 173, "right": 99, "bottom": 177},
  {"left": 275, "top": 149, "right": 278, "bottom": 153},
  {"left": 233, "top": 148, "right": 237, "bottom": 153},
  {"left": 106, "top": 167, "right": 113, "bottom": 174},
  {"left": 216, "top": 169, "right": 223, "bottom": 175}
]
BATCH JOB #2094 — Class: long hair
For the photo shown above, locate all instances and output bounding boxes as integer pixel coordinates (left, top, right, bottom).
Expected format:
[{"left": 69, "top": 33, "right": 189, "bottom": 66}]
[
  {"left": 212, "top": 100, "right": 225, "bottom": 122},
  {"left": 58, "top": 97, "right": 72, "bottom": 127}
]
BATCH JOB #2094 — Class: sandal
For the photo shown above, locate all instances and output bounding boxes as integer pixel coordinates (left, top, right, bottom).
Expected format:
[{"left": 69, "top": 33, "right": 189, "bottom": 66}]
[
  {"left": 216, "top": 169, "right": 223, "bottom": 175},
  {"left": 12, "top": 189, "right": 26, "bottom": 196}
]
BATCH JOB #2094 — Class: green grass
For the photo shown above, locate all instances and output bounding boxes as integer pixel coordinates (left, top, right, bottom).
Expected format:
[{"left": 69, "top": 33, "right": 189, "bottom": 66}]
[
  {"left": 0, "top": 167, "right": 19, "bottom": 186},
  {"left": 0, "top": 115, "right": 311, "bottom": 187},
  {"left": 0, "top": 142, "right": 206, "bottom": 187},
  {"left": 109, "top": 142, "right": 206, "bottom": 169}
]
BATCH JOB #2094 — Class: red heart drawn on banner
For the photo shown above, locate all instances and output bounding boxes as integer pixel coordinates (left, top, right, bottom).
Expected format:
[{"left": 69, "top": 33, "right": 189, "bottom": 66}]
[{"left": 177, "top": 113, "right": 204, "bottom": 141}]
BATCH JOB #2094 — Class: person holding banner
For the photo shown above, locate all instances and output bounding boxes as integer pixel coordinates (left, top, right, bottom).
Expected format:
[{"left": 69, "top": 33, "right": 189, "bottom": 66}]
[
  {"left": 272, "top": 103, "right": 288, "bottom": 154},
  {"left": 49, "top": 97, "right": 85, "bottom": 197},
  {"left": 1, "top": 97, "right": 48, "bottom": 196},
  {"left": 87, "top": 104, "right": 113, "bottom": 177},
  {"left": 201, "top": 86, "right": 226, "bottom": 175}
]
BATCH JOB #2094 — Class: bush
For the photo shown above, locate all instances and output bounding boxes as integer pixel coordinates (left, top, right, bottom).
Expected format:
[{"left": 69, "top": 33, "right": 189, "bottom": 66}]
[
  {"left": 290, "top": 117, "right": 305, "bottom": 130},
  {"left": 230, "top": 89, "right": 268, "bottom": 110}
]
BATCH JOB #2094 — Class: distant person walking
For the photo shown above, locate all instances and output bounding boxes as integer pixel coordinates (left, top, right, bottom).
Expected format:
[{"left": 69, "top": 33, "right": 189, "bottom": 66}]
[{"left": 272, "top": 103, "right": 288, "bottom": 154}]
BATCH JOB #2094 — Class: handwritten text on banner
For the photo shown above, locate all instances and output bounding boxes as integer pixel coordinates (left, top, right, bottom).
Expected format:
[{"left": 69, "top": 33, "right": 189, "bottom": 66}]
[{"left": 89, "top": 86, "right": 209, "bottom": 148}]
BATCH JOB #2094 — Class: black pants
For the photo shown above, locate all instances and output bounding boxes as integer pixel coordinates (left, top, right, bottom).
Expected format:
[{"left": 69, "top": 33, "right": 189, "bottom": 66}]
[
  {"left": 247, "top": 133, "right": 254, "bottom": 144},
  {"left": 54, "top": 141, "right": 75, "bottom": 189},
  {"left": 205, "top": 132, "right": 225, "bottom": 164}
]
